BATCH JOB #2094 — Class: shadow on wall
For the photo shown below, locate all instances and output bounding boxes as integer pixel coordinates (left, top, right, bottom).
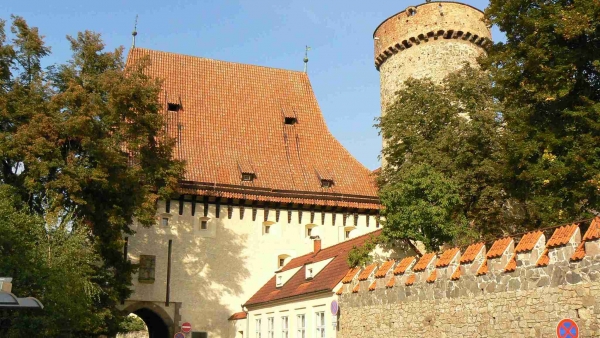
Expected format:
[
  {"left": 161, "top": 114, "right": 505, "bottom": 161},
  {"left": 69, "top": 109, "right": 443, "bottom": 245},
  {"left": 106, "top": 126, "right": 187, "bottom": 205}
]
[{"left": 130, "top": 215, "right": 251, "bottom": 338}]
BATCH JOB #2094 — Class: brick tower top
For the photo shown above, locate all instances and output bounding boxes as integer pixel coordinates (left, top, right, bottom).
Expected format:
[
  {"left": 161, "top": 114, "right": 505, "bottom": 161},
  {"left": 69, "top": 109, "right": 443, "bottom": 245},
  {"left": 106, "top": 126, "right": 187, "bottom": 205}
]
[{"left": 373, "top": 1, "right": 492, "bottom": 70}]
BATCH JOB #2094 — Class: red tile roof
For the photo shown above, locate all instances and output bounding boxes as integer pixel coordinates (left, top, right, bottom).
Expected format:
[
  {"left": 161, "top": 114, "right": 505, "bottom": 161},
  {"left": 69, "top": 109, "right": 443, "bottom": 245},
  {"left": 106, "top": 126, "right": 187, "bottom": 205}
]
[
  {"left": 352, "top": 283, "right": 360, "bottom": 293},
  {"left": 368, "top": 281, "right": 377, "bottom": 291},
  {"left": 127, "top": 48, "right": 380, "bottom": 209},
  {"left": 335, "top": 288, "right": 343, "bottom": 295},
  {"left": 374, "top": 260, "right": 395, "bottom": 278},
  {"left": 450, "top": 266, "right": 461, "bottom": 280},
  {"left": 583, "top": 217, "right": 600, "bottom": 241},
  {"left": 426, "top": 270, "right": 437, "bottom": 283},
  {"left": 536, "top": 249, "right": 550, "bottom": 267},
  {"left": 341, "top": 267, "right": 361, "bottom": 284},
  {"left": 504, "top": 254, "right": 517, "bottom": 272},
  {"left": 571, "top": 242, "right": 586, "bottom": 261},
  {"left": 515, "top": 231, "right": 543, "bottom": 253},
  {"left": 413, "top": 253, "right": 437, "bottom": 272},
  {"left": 405, "top": 274, "right": 416, "bottom": 286},
  {"left": 244, "top": 230, "right": 381, "bottom": 306},
  {"left": 460, "top": 243, "right": 485, "bottom": 264},
  {"left": 393, "top": 256, "right": 416, "bottom": 275},
  {"left": 228, "top": 312, "right": 247, "bottom": 321},
  {"left": 476, "top": 259, "right": 488, "bottom": 276},
  {"left": 385, "top": 277, "right": 396, "bottom": 288},
  {"left": 486, "top": 237, "right": 513, "bottom": 259},
  {"left": 358, "top": 263, "right": 379, "bottom": 281},
  {"left": 547, "top": 224, "right": 579, "bottom": 248},
  {"left": 436, "top": 248, "right": 460, "bottom": 268}
]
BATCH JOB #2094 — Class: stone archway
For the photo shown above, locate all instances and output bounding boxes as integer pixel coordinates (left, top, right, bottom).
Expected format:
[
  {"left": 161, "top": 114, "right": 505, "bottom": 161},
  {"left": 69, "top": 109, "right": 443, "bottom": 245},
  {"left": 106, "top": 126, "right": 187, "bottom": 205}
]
[{"left": 124, "top": 302, "right": 174, "bottom": 338}]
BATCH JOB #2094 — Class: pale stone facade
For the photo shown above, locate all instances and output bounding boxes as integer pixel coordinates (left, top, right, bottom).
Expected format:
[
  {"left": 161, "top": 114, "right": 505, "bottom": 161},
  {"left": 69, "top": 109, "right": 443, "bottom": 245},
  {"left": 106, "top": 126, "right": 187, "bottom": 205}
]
[{"left": 123, "top": 199, "right": 379, "bottom": 337}]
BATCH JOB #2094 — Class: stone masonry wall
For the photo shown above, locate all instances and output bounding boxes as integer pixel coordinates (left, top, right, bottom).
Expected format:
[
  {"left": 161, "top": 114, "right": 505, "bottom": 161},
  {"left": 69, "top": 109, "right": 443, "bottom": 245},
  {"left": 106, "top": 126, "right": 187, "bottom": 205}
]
[{"left": 338, "top": 219, "right": 600, "bottom": 337}]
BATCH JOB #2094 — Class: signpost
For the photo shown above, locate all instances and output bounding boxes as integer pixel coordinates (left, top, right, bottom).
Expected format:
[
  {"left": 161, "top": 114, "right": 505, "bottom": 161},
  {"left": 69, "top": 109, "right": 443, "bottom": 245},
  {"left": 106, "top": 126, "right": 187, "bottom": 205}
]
[
  {"left": 181, "top": 322, "right": 192, "bottom": 333},
  {"left": 174, "top": 332, "right": 185, "bottom": 338},
  {"left": 556, "top": 319, "right": 579, "bottom": 338},
  {"left": 331, "top": 300, "right": 339, "bottom": 330}
]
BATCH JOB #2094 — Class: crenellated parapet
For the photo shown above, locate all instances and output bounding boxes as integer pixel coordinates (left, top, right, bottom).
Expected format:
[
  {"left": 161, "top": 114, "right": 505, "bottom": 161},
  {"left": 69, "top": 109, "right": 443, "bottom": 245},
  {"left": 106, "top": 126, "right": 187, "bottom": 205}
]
[{"left": 339, "top": 217, "right": 600, "bottom": 302}]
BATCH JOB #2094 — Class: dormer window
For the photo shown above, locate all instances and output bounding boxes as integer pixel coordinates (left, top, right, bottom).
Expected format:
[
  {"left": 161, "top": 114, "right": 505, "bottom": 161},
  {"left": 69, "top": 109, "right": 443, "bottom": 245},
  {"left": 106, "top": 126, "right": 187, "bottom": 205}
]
[
  {"left": 242, "top": 173, "right": 255, "bottom": 182},
  {"left": 321, "top": 179, "right": 334, "bottom": 188},
  {"left": 284, "top": 117, "right": 297, "bottom": 125},
  {"left": 167, "top": 103, "right": 181, "bottom": 112},
  {"left": 307, "top": 268, "right": 313, "bottom": 279},
  {"left": 277, "top": 275, "right": 283, "bottom": 285}
]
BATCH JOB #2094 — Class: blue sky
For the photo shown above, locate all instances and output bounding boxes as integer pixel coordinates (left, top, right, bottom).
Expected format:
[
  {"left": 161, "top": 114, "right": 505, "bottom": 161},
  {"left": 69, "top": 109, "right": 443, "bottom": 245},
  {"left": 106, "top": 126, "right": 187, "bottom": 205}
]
[{"left": 2, "top": 0, "right": 502, "bottom": 170}]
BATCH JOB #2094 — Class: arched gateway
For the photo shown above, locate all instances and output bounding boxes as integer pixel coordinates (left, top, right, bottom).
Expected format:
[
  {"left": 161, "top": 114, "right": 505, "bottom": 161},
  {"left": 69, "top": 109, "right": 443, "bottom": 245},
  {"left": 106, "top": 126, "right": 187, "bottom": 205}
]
[{"left": 123, "top": 302, "right": 174, "bottom": 338}]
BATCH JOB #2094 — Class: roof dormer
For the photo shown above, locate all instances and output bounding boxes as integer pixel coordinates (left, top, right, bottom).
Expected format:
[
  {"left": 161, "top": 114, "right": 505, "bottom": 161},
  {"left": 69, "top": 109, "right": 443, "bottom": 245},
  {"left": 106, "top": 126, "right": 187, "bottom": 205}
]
[
  {"left": 304, "top": 257, "right": 334, "bottom": 280},
  {"left": 275, "top": 266, "right": 302, "bottom": 288}
]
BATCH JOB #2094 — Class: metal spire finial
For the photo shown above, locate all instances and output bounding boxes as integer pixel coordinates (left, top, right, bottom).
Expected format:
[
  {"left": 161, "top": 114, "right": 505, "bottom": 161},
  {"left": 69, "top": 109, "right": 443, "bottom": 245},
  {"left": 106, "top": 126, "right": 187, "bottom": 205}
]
[
  {"left": 303, "top": 45, "right": 311, "bottom": 73},
  {"left": 132, "top": 15, "right": 138, "bottom": 48}
]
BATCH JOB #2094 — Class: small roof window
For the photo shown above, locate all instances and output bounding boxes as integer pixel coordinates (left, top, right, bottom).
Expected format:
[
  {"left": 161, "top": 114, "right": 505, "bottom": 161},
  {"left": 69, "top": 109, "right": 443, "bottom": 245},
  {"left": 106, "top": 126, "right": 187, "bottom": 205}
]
[
  {"left": 284, "top": 117, "right": 297, "bottom": 125},
  {"left": 321, "top": 179, "right": 334, "bottom": 188},
  {"left": 167, "top": 102, "right": 181, "bottom": 112},
  {"left": 242, "top": 173, "right": 255, "bottom": 182}
]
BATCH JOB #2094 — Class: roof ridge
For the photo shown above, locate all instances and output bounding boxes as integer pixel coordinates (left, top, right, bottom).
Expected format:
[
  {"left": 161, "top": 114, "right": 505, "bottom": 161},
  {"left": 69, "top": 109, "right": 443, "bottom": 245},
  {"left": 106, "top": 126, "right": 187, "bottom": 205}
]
[{"left": 130, "top": 47, "right": 307, "bottom": 74}]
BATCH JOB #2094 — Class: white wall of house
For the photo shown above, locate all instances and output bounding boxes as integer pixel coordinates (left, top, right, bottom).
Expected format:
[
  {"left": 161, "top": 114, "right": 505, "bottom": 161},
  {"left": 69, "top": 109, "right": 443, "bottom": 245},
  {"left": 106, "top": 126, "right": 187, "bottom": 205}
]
[{"left": 123, "top": 198, "right": 377, "bottom": 338}]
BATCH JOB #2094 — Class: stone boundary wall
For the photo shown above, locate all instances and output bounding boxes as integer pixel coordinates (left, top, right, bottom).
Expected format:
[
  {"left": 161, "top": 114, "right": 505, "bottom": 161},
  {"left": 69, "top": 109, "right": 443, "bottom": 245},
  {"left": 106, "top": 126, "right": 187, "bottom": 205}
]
[{"left": 338, "top": 218, "right": 600, "bottom": 337}]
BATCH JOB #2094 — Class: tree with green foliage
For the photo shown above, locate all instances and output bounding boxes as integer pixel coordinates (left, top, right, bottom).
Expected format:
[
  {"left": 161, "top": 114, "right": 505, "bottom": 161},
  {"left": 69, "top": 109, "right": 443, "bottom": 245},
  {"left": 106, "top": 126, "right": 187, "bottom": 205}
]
[
  {"left": 483, "top": 0, "right": 600, "bottom": 227},
  {"left": 377, "top": 66, "right": 507, "bottom": 250},
  {"left": 0, "top": 16, "right": 182, "bottom": 336}
]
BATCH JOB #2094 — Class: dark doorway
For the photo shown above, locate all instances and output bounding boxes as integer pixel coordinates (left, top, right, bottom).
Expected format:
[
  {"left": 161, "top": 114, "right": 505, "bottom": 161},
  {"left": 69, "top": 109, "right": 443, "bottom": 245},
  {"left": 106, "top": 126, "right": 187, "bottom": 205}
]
[{"left": 133, "top": 308, "right": 169, "bottom": 338}]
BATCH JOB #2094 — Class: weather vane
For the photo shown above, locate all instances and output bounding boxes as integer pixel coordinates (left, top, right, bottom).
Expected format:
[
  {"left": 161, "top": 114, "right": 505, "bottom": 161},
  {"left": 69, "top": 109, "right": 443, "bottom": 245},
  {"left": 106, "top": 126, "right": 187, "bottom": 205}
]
[
  {"left": 303, "top": 45, "right": 311, "bottom": 73},
  {"left": 132, "top": 15, "right": 138, "bottom": 48}
]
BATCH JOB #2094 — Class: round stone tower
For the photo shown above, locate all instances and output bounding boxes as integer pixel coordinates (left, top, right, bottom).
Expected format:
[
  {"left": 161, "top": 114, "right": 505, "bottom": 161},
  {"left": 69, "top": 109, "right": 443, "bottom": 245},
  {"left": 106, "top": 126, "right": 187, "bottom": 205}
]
[{"left": 374, "top": 1, "right": 492, "bottom": 111}]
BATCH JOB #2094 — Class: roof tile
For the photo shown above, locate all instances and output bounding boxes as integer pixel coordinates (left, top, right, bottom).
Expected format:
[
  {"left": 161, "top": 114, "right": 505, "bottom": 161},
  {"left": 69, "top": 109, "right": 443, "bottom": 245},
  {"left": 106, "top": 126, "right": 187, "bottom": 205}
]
[
  {"left": 127, "top": 48, "right": 380, "bottom": 209},
  {"left": 426, "top": 270, "right": 437, "bottom": 283},
  {"left": 352, "top": 283, "right": 360, "bottom": 293},
  {"left": 244, "top": 230, "right": 381, "bottom": 306},
  {"left": 385, "top": 277, "right": 396, "bottom": 288},
  {"left": 393, "top": 256, "right": 416, "bottom": 275},
  {"left": 341, "top": 267, "right": 361, "bottom": 284},
  {"left": 405, "top": 274, "right": 416, "bottom": 286},
  {"left": 515, "top": 231, "right": 543, "bottom": 253},
  {"left": 374, "top": 260, "right": 395, "bottom": 278},
  {"left": 486, "top": 237, "right": 513, "bottom": 259},
  {"left": 335, "top": 288, "right": 343, "bottom": 295},
  {"left": 460, "top": 243, "right": 485, "bottom": 264},
  {"left": 450, "top": 266, "right": 461, "bottom": 281},
  {"left": 536, "top": 249, "right": 550, "bottom": 267},
  {"left": 358, "top": 263, "right": 378, "bottom": 281},
  {"left": 413, "top": 253, "right": 437, "bottom": 272},
  {"left": 547, "top": 224, "right": 579, "bottom": 248},
  {"left": 476, "top": 259, "right": 488, "bottom": 276},
  {"left": 571, "top": 242, "right": 586, "bottom": 261},
  {"left": 583, "top": 217, "right": 600, "bottom": 241},
  {"left": 228, "top": 312, "right": 247, "bottom": 321},
  {"left": 436, "top": 248, "right": 460, "bottom": 268},
  {"left": 504, "top": 254, "right": 517, "bottom": 272},
  {"left": 368, "top": 280, "right": 377, "bottom": 291}
]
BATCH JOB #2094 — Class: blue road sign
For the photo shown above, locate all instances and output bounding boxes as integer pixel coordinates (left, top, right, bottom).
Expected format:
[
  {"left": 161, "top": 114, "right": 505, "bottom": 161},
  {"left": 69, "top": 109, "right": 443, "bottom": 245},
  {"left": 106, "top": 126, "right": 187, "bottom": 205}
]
[{"left": 557, "top": 319, "right": 579, "bottom": 338}]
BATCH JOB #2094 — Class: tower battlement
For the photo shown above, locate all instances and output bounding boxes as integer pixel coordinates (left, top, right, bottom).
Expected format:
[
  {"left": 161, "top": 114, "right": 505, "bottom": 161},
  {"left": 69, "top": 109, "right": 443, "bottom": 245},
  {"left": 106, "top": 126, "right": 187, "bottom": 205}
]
[{"left": 374, "top": 2, "right": 492, "bottom": 110}]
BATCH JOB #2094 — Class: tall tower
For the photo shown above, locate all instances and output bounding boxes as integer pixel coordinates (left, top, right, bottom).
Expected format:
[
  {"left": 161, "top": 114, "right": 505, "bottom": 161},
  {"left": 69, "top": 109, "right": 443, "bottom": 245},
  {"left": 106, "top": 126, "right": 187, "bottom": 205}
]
[{"left": 374, "top": 2, "right": 492, "bottom": 111}]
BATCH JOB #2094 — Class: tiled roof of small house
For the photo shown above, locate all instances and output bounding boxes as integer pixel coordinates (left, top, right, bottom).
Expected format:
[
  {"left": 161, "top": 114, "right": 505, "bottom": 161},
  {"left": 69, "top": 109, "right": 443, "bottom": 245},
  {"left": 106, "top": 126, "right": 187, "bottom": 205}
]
[
  {"left": 374, "top": 260, "right": 395, "bottom": 278},
  {"left": 426, "top": 269, "right": 437, "bottom": 283},
  {"left": 536, "top": 249, "right": 550, "bottom": 267},
  {"left": 393, "top": 256, "right": 416, "bottom": 275},
  {"left": 486, "top": 237, "right": 513, "bottom": 259},
  {"left": 571, "top": 242, "right": 586, "bottom": 261},
  {"left": 358, "top": 263, "right": 379, "bottom": 281},
  {"left": 228, "top": 312, "right": 247, "bottom": 321},
  {"left": 244, "top": 230, "right": 381, "bottom": 306},
  {"left": 435, "top": 248, "right": 460, "bottom": 268},
  {"left": 476, "top": 259, "right": 488, "bottom": 276},
  {"left": 126, "top": 48, "right": 380, "bottom": 209},
  {"left": 583, "top": 217, "right": 600, "bottom": 241},
  {"left": 504, "top": 254, "right": 517, "bottom": 272},
  {"left": 450, "top": 266, "right": 461, "bottom": 280},
  {"left": 405, "top": 274, "right": 416, "bottom": 286},
  {"left": 515, "top": 231, "right": 543, "bottom": 253},
  {"left": 413, "top": 253, "right": 436, "bottom": 272},
  {"left": 341, "top": 267, "right": 361, "bottom": 284},
  {"left": 547, "top": 224, "right": 579, "bottom": 248},
  {"left": 460, "top": 243, "right": 485, "bottom": 264}
]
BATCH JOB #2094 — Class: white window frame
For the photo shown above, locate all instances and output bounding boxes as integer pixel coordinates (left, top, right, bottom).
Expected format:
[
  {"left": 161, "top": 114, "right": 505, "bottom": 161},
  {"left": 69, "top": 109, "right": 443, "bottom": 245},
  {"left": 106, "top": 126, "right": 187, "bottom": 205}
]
[
  {"left": 315, "top": 311, "right": 325, "bottom": 338},
  {"left": 281, "top": 316, "right": 289, "bottom": 338},
  {"left": 296, "top": 314, "right": 306, "bottom": 338},
  {"left": 255, "top": 318, "right": 262, "bottom": 338},
  {"left": 267, "top": 316, "right": 274, "bottom": 338}
]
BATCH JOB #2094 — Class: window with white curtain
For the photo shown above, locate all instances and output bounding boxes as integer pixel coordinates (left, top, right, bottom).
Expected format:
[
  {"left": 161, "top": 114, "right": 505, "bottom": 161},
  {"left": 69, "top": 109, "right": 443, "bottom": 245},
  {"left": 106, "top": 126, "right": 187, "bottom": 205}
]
[
  {"left": 267, "top": 317, "right": 274, "bottom": 338},
  {"left": 281, "top": 316, "right": 289, "bottom": 338},
  {"left": 315, "top": 311, "right": 325, "bottom": 338},
  {"left": 255, "top": 318, "right": 262, "bottom": 338},
  {"left": 296, "top": 314, "right": 306, "bottom": 338}
]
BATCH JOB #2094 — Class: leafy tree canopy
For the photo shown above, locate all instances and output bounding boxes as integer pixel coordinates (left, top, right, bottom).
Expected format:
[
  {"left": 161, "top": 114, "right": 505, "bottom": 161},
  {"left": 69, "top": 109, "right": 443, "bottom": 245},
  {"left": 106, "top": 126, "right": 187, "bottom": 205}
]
[{"left": 0, "top": 16, "right": 182, "bottom": 336}]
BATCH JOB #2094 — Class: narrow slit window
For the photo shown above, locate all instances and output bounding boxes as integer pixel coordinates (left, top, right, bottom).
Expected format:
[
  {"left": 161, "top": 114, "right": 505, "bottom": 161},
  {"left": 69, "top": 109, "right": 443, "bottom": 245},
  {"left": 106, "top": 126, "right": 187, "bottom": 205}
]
[
  {"left": 167, "top": 103, "right": 181, "bottom": 112},
  {"left": 284, "top": 117, "right": 297, "bottom": 125},
  {"left": 138, "top": 255, "right": 156, "bottom": 283},
  {"left": 161, "top": 217, "right": 169, "bottom": 227},
  {"left": 200, "top": 220, "right": 208, "bottom": 230}
]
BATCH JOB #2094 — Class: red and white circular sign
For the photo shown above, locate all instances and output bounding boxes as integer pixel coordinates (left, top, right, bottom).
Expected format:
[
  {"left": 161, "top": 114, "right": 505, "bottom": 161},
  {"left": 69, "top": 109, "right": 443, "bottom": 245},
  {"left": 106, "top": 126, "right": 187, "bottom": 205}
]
[{"left": 181, "top": 322, "right": 192, "bottom": 333}]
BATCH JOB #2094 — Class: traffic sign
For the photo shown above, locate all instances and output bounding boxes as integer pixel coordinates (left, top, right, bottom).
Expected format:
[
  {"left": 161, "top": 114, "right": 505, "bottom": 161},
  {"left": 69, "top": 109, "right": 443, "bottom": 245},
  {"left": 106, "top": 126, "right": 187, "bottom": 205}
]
[
  {"left": 181, "top": 322, "right": 192, "bottom": 333},
  {"left": 331, "top": 300, "right": 339, "bottom": 315},
  {"left": 174, "top": 332, "right": 185, "bottom": 338},
  {"left": 557, "top": 319, "right": 579, "bottom": 338}
]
